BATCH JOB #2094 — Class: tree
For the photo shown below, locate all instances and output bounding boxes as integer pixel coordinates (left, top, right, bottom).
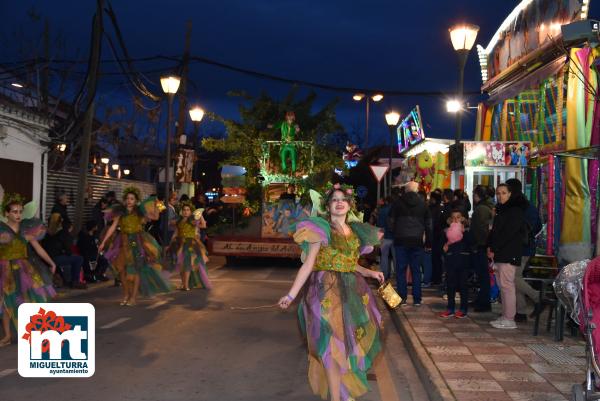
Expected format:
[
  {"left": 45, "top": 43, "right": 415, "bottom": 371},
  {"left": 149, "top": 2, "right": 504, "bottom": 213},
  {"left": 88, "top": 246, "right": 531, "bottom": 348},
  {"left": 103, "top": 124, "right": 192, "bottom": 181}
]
[{"left": 202, "top": 88, "right": 347, "bottom": 190}]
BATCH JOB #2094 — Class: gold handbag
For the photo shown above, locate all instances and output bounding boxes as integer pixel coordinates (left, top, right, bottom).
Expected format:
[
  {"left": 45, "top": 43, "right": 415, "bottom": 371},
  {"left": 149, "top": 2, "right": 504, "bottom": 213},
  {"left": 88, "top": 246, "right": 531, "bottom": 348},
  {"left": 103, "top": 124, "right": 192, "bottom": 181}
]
[{"left": 378, "top": 281, "right": 402, "bottom": 309}]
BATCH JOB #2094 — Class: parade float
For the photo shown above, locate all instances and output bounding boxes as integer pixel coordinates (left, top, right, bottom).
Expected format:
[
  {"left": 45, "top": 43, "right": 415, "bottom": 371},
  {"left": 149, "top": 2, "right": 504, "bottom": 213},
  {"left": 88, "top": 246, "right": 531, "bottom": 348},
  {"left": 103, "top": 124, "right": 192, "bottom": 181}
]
[
  {"left": 472, "top": 0, "right": 599, "bottom": 261},
  {"left": 208, "top": 111, "right": 314, "bottom": 260}
]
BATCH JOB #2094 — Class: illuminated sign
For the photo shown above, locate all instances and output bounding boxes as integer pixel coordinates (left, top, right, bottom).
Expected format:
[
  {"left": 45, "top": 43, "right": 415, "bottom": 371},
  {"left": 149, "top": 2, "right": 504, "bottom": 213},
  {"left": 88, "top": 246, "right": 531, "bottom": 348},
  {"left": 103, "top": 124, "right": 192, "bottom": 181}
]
[{"left": 397, "top": 106, "right": 425, "bottom": 153}]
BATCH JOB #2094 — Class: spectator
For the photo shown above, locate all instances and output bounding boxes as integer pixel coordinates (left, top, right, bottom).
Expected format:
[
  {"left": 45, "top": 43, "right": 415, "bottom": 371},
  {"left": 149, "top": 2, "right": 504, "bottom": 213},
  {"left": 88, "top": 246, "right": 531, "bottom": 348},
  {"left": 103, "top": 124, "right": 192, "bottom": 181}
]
[
  {"left": 376, "top": 196, "right": 395, "bottom": 280},
  {"left": 439, "top": 210, "right": 470, "bottom": 318},
  {"left": 105, "top": 191, "right": 117, "bottom": 206},
  {"left": 440, "top": 189, "right": 454, "bottom": 230},
  {"left": 77, "top": 220, "right": 109, "bottom": 283},
  {"left": 42, "top": 220, "right": 86, "bottom": 289},
  {"left": 452, "top": 189, "right": 471, "bottom": 217},
  {"left": 487, "top": 183, "right": 528, "bottom": 329},
  {"left": 470, "top": 185, "right": 495, "bottom": 312},
  {"left": 179, "top": 194, "right": 190, "bottom": 204},
  {"left": 193, "top": 193, "right": 207, "bottom": 210},
  {"left": 390, "top": 181, "right": 432, "bottom": 306},
  {"left": 417, "top": 190, "right": 432, "bottom": 287},
  {"left": 160, "top": 191, "right": 178, "bottom": 245},
  {"left": 505, "top": 178, "right": 543, "bottom": 322},
  {"left": 49, "top": 191, "right": 71, "bottom": 233},
  {"left": 428, "top": 191, "right": 443, "bottom": 285},
  {"left": 91, "top": 197, "right": 108, "bottom": 233}
]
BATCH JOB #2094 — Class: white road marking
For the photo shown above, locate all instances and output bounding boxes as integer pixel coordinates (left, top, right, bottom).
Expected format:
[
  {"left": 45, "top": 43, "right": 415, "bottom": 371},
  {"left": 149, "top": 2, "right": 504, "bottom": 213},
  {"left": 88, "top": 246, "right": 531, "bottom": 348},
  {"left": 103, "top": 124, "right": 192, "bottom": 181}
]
[
  {"left": 146, "top": 300, "right": 169, "bottom": 310},
  {"left": 0, "top": 369, "right": 16, "bottom": 378},
  {"left": 100, "top": 317, "right": 131, "bottom": 329}
]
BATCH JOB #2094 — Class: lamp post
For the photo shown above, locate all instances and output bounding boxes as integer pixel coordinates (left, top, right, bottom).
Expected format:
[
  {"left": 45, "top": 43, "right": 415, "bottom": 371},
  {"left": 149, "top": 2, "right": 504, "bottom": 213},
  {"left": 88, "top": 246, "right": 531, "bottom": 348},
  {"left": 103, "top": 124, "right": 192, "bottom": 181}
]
[
  {"left": 100, "top": 157, "right": 110, "bottom": 177},
  {"left": 160, "top": 74, "right": 181, "bottom": 245},
  {"left": 449, "top": 23, "right": 479, "bottom": 145},
  {"left": 188, "top": 106, "right": 205, "bottom": 149},
  {"left": 385, "top": 111, "right": 401, "bottom": 197},
  {"left": 353, "top": 93, "right": 383, "bottom": 149}
]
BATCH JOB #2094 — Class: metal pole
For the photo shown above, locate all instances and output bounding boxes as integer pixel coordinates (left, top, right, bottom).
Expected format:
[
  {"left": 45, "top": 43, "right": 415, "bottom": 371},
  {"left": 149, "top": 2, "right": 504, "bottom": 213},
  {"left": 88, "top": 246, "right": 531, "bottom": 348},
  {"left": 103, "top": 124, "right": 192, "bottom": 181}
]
[
  {"left": 376, "top": 179, "right": 381, "bottom": 205},
  {"left": 163, "top": 94, "right": 174, "bottom": 245},
  {"left": 365, "top": 97, "right": 370, "bottom": 149},
  {"left": 388, "top": 126, "right": 394, "bottom": 197},
  {"left": 455, "top": 49, "right": 468, "bottom": 145}
]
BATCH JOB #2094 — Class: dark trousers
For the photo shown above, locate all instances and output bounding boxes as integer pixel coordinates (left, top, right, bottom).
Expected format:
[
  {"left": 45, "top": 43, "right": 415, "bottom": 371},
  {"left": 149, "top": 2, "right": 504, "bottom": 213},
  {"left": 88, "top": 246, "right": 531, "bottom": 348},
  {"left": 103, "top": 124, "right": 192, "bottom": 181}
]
[
  {"left": 53, "top": 255, "right": 83, "bottom": 283},
  {"left": 472, "top": 248, "right": 490, "bottom": 308},
  {"left": 446, "top": 253, "right": 469, "bottom": 313},
  {"left": 394, "top": 245, "right": 423, "bottom": 303},
  {"left": 431, "top": 237, "right": 443, "bottom": 284}
]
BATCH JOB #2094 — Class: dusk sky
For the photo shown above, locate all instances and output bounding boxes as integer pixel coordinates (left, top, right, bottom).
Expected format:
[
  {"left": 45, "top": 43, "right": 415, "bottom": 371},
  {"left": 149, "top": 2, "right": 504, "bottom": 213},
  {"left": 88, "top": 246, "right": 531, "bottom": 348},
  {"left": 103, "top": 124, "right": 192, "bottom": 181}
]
[{"left": 2, "top": 1, "right": 599, "bottom": 149}]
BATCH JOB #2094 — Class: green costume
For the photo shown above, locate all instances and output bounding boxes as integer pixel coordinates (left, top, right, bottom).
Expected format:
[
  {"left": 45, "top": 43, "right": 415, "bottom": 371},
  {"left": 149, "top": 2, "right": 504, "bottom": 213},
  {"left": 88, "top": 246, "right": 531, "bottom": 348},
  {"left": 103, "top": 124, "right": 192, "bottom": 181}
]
[{"left": 275, "top": 120, "right": 298, "bottom": 173}]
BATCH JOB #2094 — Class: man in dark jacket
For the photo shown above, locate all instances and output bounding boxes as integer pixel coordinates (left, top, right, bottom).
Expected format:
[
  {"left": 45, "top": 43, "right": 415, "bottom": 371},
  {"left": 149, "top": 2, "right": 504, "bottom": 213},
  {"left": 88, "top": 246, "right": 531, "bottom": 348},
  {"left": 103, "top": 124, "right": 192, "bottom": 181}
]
[
  {"left": 506, "top": 178, "right": 542, "bottom": 321},
  {"left": 390, "top": 181, "right": 432, "bottom": 306},
  {"left": 470, "top": 185, "right": 495, "bottom": 312},
  {"left": 49, "top": 192, "right": 72, "bottom": 233},
  {"left": 42, "top": 221, "right": 86, "bottom": 289}
]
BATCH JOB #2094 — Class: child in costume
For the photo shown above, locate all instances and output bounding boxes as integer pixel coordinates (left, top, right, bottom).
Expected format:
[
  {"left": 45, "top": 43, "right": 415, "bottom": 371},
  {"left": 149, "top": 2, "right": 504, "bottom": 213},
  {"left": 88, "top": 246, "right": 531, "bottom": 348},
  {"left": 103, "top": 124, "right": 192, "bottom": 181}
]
[
  {"left": 99, "top": 187, "right": 172, "bottom": 306},
  {"left": 278, "top": 184, "right": 384, "bottom": 401},
  {"left": 168, "top": 201, "right": 211, "bottom": 291},
  {"left": 439, "top": 210, "right": 470, "bottom": 319},
  {"left": 0, "top": 194, "right": 57, "bottom": 346}
]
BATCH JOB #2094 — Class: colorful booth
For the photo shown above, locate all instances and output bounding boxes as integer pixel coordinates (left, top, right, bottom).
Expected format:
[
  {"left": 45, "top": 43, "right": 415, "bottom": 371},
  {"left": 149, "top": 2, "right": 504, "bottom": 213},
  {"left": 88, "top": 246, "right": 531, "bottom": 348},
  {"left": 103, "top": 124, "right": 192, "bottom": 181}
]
[{"left": 474, "top": 0, "right": 599, "bottom": 260}]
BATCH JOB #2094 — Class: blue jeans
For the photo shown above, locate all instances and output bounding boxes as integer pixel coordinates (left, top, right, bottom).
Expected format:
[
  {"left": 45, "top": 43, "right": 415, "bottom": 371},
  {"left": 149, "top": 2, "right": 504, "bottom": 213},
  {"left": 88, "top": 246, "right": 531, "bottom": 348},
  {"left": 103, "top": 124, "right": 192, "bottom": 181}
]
[
  {"left": 421, "top": 249, "right": 432, "bottom": 285},
  {"left": 380, "top": 239, "right": 396, "bottom": 280},
  {"left": 394, "top": 245, "right": 423, "bottom": 303},
  {"left": 53, "top": 255, "right": 83, "bottom": 283}
]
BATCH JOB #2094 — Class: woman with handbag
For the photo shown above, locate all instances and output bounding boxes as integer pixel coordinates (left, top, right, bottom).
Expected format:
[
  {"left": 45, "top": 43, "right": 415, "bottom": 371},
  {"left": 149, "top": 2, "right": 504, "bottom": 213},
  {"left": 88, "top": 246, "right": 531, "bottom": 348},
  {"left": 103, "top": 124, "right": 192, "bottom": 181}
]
[{"left": 278, "top": 185, "right": 384, "bottom": 401}]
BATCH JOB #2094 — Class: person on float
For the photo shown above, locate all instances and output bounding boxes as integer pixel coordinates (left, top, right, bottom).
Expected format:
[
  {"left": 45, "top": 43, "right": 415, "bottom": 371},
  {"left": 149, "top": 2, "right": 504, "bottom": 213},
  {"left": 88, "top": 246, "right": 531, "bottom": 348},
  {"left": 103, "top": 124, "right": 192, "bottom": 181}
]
[
  {"left": 0, "top": 194, "right": 56, "bottom": 346},
  {"left": 99, "top": 187, "right": 172, "bottom": 306},
  {"left": 167, "top": 201, "right": 211, "bottom": 291},
  {"left": 278, "top": 184, "right": 384, "bottom": 401}
]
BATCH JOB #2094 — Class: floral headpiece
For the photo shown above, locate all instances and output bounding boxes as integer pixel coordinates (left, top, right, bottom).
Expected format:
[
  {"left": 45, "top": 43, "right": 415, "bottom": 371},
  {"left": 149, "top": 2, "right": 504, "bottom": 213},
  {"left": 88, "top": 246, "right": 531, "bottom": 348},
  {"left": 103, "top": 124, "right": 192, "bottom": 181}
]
[
  {"left": 324, "top": 182, "right": 355, "bottom": 199},
  {"left": 2, "top": 192, "right": 24, "bottom": 212},
  {"left": 122, "top": 186, "right": 141, "bottom": 201}
]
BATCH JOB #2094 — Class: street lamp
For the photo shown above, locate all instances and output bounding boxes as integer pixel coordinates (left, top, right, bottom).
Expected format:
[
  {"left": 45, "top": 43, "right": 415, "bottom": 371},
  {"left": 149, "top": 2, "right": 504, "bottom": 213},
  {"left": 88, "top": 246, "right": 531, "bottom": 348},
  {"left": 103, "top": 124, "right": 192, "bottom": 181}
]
[
  {"left": 160, "top": 74, "right": 181, "bottom": 245},
  {"left": 449, "top": 23, "right": 479, "bottom": 144},
  {"left": 123, "top": 169, "right": 130, "bottom": 176},
  {"left": 189, "top": 106, "right": 205, "bottom": 148},
  {"left": 100, "top": 157, "right": 110, "bottom": 177},
  {"left": 353, "top": 93, "right": 384, "bottom": 148},
  {"left": 385, "top": 111, "right": 401, "bottom": 196}
]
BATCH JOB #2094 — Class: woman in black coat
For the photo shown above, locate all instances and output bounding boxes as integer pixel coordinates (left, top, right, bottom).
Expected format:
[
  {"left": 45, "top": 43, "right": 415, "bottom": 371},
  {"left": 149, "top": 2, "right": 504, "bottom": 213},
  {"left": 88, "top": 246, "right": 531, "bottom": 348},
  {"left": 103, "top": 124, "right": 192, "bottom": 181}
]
[{"left": 487, "top": 183, "right": 528, "bottom": 330}]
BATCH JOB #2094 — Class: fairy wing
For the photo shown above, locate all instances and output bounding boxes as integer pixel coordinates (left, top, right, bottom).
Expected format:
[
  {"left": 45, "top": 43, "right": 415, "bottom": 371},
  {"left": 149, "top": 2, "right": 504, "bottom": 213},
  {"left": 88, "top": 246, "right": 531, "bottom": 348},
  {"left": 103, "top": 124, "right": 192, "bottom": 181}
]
[
  {"left": 193, "top": 208, "right": 205, "bottom": 220},
  {"left": 22, "top": 201, "right": 38, "bottom": 219},
  {"left": 309, "top": 190, "right": 326, "bottom": 217}
]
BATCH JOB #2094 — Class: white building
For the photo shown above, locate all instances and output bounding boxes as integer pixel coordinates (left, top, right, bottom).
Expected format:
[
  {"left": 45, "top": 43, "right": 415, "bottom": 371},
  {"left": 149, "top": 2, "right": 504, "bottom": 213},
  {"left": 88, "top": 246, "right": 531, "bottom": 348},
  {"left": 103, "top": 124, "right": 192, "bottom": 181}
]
[{"left": 0, "top": 100, "right": 51, "bottom": 218}]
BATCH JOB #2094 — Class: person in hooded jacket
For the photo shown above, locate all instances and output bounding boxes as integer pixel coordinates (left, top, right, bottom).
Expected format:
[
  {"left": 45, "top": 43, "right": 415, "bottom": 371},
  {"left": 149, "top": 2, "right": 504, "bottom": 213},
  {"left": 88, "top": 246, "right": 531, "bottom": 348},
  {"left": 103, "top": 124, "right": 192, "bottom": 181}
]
[
  {"left": 470, "top": 185, "right": 495, "bottom": 312},
  {"left": 390, "top": 181, "right": 432, "bottom": 306},
  {"left": 487, "top": 183, "right": 528, "bottom": 329}
]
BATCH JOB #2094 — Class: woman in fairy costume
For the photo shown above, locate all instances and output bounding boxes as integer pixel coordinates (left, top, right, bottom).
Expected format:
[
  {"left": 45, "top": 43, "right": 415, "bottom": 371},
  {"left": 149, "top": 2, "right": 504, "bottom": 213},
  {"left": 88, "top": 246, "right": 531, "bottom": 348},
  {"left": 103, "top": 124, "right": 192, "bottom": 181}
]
[
  {"left": 98, "top": 187, "right": 172, "bottom": 306},
  {"left": 167, "top": 201, "right": 211, "bottom": 291},
  {"left": 278, "top": 184, "right": 384, "bottom": 401},
  {"left": 0, "top": 193, "right": 57, "bottom": 346}
]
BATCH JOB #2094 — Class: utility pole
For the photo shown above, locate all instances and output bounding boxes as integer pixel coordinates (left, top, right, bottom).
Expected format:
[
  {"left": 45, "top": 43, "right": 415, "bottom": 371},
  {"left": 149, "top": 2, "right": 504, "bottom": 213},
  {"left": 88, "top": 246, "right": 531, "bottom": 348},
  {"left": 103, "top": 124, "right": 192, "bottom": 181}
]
[
  {"left": 74, "top": 0, "right": 103, "bottom": 233},
  {"left": 176, "top": 21, "right": 192, "bottom": 143}
]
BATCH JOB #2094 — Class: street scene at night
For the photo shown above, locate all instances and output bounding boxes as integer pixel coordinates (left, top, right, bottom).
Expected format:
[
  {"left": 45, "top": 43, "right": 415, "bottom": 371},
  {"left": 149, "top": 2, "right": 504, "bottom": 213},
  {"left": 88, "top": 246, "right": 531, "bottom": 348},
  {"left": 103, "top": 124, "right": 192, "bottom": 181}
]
[{"left": 1, "top": 1, "right": 600, "bottom": 400}]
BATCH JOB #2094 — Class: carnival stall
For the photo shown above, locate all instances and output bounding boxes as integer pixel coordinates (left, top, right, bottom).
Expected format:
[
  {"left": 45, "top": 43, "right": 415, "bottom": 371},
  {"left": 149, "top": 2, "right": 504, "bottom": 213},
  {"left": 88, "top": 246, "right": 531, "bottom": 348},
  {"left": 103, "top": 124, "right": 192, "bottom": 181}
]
[{"left": 474, "top": 0, "right": 599, "bottom": 261}]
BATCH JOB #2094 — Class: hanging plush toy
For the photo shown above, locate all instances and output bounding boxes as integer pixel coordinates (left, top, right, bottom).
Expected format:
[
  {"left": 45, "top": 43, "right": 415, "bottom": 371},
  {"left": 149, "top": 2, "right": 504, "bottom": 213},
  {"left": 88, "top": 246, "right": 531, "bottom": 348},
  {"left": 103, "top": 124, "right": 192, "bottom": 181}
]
[{"left": 415, "top": 151, "right": 434, "bottom": 191}]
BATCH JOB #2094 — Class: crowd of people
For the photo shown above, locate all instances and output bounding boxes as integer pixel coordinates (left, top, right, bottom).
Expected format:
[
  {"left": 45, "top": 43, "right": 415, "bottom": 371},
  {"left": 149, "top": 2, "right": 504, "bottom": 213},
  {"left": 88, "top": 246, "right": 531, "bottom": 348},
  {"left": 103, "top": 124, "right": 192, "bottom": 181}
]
[{"left": 371, "top": 178, "right": 542, "bottom": 329}]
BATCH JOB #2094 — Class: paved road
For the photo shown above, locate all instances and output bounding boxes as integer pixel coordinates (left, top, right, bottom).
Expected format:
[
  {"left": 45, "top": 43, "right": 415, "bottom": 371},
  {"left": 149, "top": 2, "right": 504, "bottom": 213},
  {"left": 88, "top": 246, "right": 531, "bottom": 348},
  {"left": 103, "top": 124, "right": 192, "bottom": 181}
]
[{"left": 0, "top": 258, "right": 428, "bottom": 401}]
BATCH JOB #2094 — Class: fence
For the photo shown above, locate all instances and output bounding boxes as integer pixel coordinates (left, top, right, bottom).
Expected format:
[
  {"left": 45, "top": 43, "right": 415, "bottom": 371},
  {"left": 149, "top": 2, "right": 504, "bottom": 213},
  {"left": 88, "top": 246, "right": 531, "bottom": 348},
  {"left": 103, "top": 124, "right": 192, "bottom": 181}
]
[{"left": 45, "top": 170, "right": 156, "bottom": 223}]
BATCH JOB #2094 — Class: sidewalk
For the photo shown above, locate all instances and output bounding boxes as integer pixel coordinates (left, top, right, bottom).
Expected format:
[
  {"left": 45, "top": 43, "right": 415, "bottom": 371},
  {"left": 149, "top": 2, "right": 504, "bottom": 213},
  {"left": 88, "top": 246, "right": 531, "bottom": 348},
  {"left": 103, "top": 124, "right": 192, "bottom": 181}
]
[{"left": 390, "top": 289, "right": 585, "bottom": 401}]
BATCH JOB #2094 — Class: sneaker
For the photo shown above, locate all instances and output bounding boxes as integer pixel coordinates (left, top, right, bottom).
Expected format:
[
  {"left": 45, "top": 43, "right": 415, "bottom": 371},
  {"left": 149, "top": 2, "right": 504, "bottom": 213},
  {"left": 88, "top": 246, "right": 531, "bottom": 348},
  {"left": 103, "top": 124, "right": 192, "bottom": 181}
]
[
  {"left": 454, "top": 311, "right": 467, "bottom": 319},
  {"left": 439, "top": 310, "right": 454, "bottom": 318},
  {"left": 421, "top": 282, "right": 431, "bottom": 288},
  {"left": 413, "top": 302, "right": 422, "bottom": 307},
  {"left": 490, "top": 319, "right": 517, "bottom": 329},
  {"left": 400, "top": 299, "right": 408, "bottom": 307},
  {"left": 489, "top": 317, "right": 504, "bottom": 326}
]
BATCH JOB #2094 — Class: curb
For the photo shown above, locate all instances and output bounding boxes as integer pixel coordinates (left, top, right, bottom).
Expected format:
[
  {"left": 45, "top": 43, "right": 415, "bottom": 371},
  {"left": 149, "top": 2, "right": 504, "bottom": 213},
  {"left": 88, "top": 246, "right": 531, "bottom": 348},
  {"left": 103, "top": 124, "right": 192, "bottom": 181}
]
[{"left": 388, "top": 306, "right": 456, "bottom": 401}]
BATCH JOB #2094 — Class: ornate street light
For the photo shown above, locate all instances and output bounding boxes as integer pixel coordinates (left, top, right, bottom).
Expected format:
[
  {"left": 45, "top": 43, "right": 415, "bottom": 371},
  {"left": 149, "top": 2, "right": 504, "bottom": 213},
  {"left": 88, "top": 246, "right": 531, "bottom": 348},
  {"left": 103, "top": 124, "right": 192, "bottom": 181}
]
[
  {"left": 385, "top": 111, "right": 401, "bottom": 196},
  {"left": 189, "top": 106, "right": 205, "bottom": 148},
  {"left": 449, "top": 23, "right": 479, "bottom": 145},
  {"left": 160, "top": 74, "right": 181, "bottom": 245},
  {"left": 353, "top": 93, "right": 384, "bottom": 148}
]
